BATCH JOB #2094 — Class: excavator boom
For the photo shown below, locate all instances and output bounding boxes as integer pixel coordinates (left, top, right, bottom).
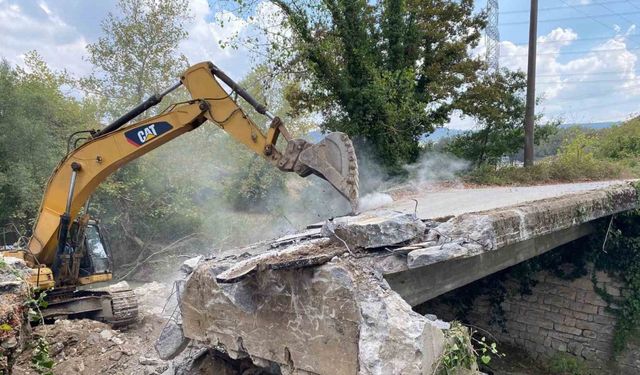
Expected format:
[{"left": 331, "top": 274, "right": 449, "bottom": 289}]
[{"left": 27, "top": 61, "right": 359, "bottom": 267}]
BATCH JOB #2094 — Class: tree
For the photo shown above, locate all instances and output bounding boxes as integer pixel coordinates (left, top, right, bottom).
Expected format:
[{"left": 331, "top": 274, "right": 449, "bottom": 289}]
[
  {"left": 82, "top": 0, "right": 191, "bottom": 120},
  {"left": 219, "top": 0, "right": 488, "bottom": 170},
  {"left": 0, "top": 53, "right": 96, "bottom": 237},
  {"left": 444, "top": 71, "right": 557, "bottom": 165}
]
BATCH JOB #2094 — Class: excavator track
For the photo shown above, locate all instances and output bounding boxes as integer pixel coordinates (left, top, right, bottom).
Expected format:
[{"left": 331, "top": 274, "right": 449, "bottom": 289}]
[
  {"left": 41, "top": 284, "right": 139, "bottom": 327},
  {"left": 107, "top": 288, "right": 139, "bottom": 326}
]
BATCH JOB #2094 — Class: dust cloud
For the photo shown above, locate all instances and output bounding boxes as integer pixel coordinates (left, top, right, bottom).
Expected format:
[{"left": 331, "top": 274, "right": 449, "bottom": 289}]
[
  {"left": 122, "top": 126, "right": 470, "bottom": 282},
  {"left": 403, "top": 152, "right": 470, "bottom": 186}
]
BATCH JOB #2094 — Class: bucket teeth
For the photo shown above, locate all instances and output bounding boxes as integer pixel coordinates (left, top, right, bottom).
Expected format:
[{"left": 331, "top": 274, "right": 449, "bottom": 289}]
[{"left": 298, "top": 132, "right": 359, "bottom": 212}]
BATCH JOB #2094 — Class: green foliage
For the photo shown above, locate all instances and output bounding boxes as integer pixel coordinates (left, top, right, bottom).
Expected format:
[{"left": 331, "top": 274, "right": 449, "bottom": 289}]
[
  {"left": 0, "top": 54, "right": 96, "bottom": 233},
  {"left": 31, "top": 337, "right": 54, "bottom": 375},
  {"left": 223, "top": 154, "right": 286, "bottom": 211},
  {"left": 597, "top": 117, "right": 640, "bottom": 161},
  {"left": 446, "top": 71, "right": 558, "bottom": 165},
  {"left": 535, "top": 126, "right": 602, "bottom": 160},
  {"left": 437, "top": 322, "right": 503, "bottom": 375},
  {"left": 548, "top": 353, "right": 592, "bottom": 375},
  {"left": 82, "top": 0, "right": 192, "bottom": 118},
  {"left": 438, "top": 322, "right": 477, "bottom": 374},
  {"left": 592, "top": 210, "right": 640, "bottom": 354},
  {"left": 464, "top": 158, "right": 621, "bottom": 186}
]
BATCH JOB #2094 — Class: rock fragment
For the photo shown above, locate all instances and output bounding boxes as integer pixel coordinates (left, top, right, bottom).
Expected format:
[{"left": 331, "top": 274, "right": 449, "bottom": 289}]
[
  {"left": 322, "top": 210, "right": 426, "bottom": 249},
  {"left": 180, "top": 256, "right": 203, "bottom": 277},
  {"left": 99, "top": 329, "right": 114, "bottom": 341},
  {"left": 155, "top": 320, "right": 190, "bottom": 361}
]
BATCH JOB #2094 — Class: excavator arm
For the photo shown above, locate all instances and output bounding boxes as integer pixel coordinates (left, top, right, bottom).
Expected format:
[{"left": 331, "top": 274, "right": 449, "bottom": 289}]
[{"left": 27, "top": 61, "right": 359, "bottom": 266}]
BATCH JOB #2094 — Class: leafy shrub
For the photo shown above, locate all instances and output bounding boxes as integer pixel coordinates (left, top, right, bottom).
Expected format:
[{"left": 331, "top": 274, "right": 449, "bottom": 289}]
[
  {"left": 465, "top": 158, "right": 621, "bottom": 186},
  {"left": 597, "top": 117, "right": 640, "bottom": 160},
  {"left": 548, "top": 353, "right": 592, "bottom": 375},
  {"left": 465, "top": 133, "right": 622, "bottom": 185}
]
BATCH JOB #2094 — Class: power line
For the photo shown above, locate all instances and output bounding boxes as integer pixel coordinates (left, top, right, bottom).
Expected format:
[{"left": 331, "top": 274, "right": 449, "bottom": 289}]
[
  {"left": 539, "top": 82, "right": 640, "bottom": 101},
  {"left": 537, "top": 78, "right": 640, "bottom": 83},
  {"left": 502, "top": 45, "right": 640, "bottom": 57},
  {"left": 511, "top": 35, "right": 640, "bottom": 46},
  {"left": 627, "top": 1, "right": 640, "bottom": 11},
  {"left": 501, "top": 0, "right": 640, "bottom": 14},
  {"left": 556, "top": 0, "right": 628, "bottom": 36},
  {"left": 593, "top": 0, "right": 637, "bottom": 25},
  {"left": 543, "top": 96, "right": 640, "bottom": 112},
  {"left": 500, "top": 10, "right": 640, "bottom": 26},
  {"left": 535, "top": 70, "right": 637, "bottom": 77}
]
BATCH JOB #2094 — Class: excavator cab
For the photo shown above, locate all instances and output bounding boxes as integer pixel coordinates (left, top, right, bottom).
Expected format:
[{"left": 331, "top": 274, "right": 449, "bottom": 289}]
[
  {"left": 77, "top": 221, "right": 113, "bottom": 282},
  {"left": 58, "top": 219, "right": 113, "bottom": 286}
]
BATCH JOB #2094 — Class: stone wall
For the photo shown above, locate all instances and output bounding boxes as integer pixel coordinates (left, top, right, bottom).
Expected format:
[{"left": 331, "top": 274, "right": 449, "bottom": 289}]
[{"left": 421, "top": 267, "right": 640, "bottom": 374}]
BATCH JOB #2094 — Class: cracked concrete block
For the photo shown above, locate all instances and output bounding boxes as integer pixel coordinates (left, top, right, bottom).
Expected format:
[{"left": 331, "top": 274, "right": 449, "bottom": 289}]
[
  {"left": 322, "top": 210, "right": 426, "bottom": 249},
  {"left": 181, "top": 256, "right": 446, "bottom": 375},
  {"left": 180, "top": 256, "right": 203, "bottom": 277},
  {"left": 407, "top": 243, "right": 483, "bottom": 268},
  {"left": 155, "top": 320, "right": 190, "bottom": 361}
]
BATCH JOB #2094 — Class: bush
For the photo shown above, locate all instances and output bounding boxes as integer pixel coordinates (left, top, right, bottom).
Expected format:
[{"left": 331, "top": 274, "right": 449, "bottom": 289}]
[
  {"left": 465, "top": 158, "right": 621, "bottom": 186},
  {"left": 597, "top": 117, "right": 640, "bottom": 160},
  {"left": 465, "top": 132, "right": 622, "bottom": 185},
  {"left": 548, "top": 353, "right": 592, "bottom": 375}
]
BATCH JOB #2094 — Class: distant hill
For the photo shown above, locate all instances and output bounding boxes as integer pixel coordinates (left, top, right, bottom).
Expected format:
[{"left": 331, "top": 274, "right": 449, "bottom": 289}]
[{"left": 561, "top": 121, "right": 619, "bottom": 130}]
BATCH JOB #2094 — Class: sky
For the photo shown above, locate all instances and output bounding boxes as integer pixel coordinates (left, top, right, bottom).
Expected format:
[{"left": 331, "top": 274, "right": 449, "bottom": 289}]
[{"left": 1, "top": 0, "right": 639, "bottom": 130}]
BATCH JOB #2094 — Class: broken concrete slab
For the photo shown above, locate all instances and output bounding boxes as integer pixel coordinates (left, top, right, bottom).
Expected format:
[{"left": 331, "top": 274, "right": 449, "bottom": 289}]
[
  {"left": 405, "top": 183, "right": 638, "bottom": 269},
  {"left": 181, "top": 253, "right": 446, "bottom": 375},
  {"left": 321, "top": 210, "right": 426, "bottom": 249},
  {"left": 215, "top": 238, "right": 345, "bottom": 283}
]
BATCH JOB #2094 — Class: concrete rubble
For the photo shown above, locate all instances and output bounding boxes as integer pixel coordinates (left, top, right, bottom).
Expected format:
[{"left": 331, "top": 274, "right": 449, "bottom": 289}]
[
  {"left": 169, "top": 182, "right": 638, "bottom": 374},
  {"left": 0, "top": 258, "right": 30, "bottom": 374}
]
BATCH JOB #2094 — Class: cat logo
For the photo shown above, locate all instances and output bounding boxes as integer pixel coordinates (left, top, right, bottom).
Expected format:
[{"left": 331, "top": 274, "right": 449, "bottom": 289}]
[{"left": 124, "top": 122, "right": 173, "bottom": 147}]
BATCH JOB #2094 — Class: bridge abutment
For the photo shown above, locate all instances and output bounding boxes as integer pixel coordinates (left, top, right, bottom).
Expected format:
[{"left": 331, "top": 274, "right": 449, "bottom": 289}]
[{"left": 421, "top": 264, "right": 640, "bottom": 374}]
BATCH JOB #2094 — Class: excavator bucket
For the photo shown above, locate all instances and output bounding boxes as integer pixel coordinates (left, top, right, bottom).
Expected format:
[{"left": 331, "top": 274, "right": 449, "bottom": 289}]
[{"left": 298, "top": 132, "right": 360, "bottom": 211}]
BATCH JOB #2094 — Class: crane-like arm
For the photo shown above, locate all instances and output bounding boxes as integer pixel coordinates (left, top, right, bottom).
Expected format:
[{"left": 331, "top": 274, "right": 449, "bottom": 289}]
[{"left": 27, "top": 61, "right": 359, "bottom": 266}]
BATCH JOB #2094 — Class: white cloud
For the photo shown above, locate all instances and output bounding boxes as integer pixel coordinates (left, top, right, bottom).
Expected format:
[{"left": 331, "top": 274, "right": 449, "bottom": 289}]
[
  {"left": 0, "top": 0, "right": 258, "bottom": 80},
  {"left": 0, "top": 0, "right": 91, "bottom": 75},
  {"left": 178, "top": 0, "right": 254, "bottom": 79},
  {"left": 450, "top": 27, "right": 640, "bottom": 129}
]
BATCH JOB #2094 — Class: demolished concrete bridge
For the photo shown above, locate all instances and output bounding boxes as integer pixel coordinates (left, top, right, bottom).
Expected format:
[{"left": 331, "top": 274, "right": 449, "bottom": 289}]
[{"left": 176, "top": 180, "right": 639, "bottom": 374}]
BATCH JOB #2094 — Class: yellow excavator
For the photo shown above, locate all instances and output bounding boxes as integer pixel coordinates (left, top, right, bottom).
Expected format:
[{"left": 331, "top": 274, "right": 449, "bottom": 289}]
[{"left": 0, "top": 61, "right": 359, "bottom": 325}]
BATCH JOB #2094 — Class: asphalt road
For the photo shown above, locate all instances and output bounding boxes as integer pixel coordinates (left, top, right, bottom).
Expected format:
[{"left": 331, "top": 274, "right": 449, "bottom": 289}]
[{"left": 374, "top": 180, "right": 629, "bottom": 219}]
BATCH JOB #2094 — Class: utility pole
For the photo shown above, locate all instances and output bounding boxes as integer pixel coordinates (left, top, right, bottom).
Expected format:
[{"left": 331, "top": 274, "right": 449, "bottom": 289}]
[
  {"left": 524, "top": 0, "right": 538, "bottom": 167},
  {"left": 486, "top": 0, "right": 500, "bottom": 73}
]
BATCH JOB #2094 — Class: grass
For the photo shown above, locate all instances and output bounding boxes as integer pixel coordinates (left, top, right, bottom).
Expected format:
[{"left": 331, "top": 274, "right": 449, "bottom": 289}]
[
  {"left": 547, "top": 353, "right": 593, "bottom": 375},
  {"left": 465, "top": 157, "right": 624, "bottom": 186}
]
